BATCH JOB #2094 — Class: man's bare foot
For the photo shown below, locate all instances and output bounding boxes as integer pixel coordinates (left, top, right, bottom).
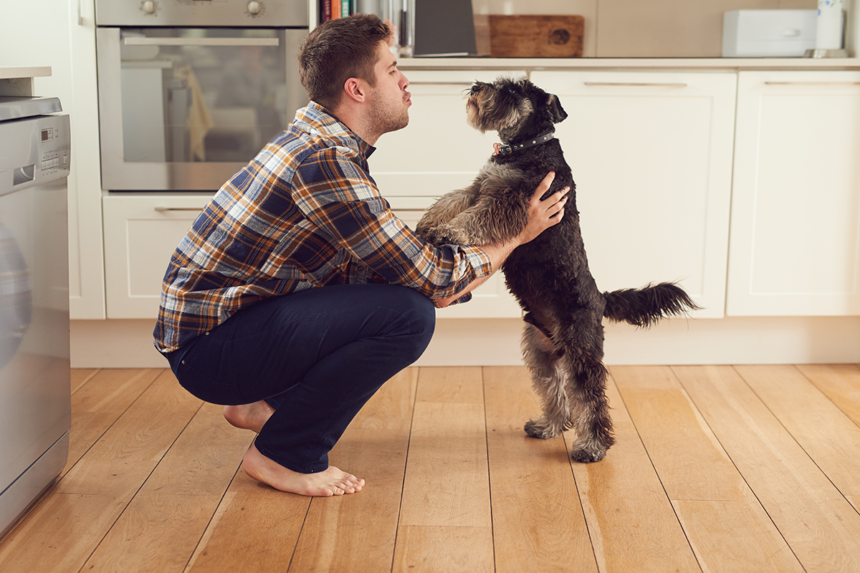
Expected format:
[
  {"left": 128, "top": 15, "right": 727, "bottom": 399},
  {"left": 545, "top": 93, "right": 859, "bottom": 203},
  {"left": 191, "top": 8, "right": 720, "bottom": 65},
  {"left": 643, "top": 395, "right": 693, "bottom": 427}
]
[
  {"left": 242, "top": 444, "right": 365, "bottom": 497},
  {"left": 223, "top": 400, "right": 275, "bottom": 433}
]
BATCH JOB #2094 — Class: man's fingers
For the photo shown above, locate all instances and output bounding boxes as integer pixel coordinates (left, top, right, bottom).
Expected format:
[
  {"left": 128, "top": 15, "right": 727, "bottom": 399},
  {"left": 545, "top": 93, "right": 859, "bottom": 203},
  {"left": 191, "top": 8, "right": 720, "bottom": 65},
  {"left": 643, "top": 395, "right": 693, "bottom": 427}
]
[{"left": 532, "top": 171, "right": 556, "bottom": 201}]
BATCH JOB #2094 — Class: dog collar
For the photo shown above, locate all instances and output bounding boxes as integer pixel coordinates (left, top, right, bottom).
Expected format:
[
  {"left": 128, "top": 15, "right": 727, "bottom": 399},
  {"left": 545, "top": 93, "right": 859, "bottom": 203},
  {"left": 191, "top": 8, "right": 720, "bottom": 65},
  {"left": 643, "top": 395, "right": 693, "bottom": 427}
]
[{"left": 493, "top": 131, "right": 555, "bottom": 156}]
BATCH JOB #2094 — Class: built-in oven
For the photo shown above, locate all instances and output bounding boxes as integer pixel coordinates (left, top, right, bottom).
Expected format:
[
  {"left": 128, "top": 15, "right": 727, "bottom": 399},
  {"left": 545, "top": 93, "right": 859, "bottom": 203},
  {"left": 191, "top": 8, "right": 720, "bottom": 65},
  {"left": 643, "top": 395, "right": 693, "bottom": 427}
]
[{"left": 95, "top": 0, "right": 308, "bottom": 191}]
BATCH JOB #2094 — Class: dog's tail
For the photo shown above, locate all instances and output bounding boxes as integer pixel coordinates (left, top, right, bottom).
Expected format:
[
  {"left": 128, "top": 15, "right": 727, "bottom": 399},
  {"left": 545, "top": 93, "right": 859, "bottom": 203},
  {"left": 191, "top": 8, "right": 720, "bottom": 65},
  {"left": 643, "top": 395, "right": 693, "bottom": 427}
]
[{"left": 603, "top": 282, "right": 699, "bottom": 328}]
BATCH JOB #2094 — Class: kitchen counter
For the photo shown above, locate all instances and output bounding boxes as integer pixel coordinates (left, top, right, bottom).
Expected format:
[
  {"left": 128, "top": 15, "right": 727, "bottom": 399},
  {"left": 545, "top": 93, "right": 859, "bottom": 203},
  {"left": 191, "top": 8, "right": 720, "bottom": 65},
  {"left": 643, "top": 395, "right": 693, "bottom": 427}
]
[
  {"left": 398, "top": 57, "right": 860, "bottom": 71},
  {"left": 0, "top": 67, "right": 51, "bottom": 97}
]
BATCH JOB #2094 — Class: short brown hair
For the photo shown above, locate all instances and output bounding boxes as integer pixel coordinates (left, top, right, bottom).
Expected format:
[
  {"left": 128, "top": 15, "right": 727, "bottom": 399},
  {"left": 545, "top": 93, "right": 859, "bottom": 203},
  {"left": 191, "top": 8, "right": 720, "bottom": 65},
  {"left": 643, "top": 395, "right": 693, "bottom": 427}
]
[{"left": 299, "top": 14, "right": 392, "bottom": 112}]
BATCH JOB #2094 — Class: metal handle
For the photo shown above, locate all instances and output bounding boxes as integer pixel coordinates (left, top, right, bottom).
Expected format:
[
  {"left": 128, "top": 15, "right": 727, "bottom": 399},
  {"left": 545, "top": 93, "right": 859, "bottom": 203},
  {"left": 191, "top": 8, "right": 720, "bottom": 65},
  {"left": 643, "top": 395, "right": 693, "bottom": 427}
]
[
  {"left": 765, "top": 81, "right": 860, "bottom": 86},
  {"left": 155, "top": 207, "right": 202, "bottom": 212},
  {"left": 123, "top": 37, "right": 279, "bottom": 47},
  {"left": 584, "top": 82, "right": 688, "bottom": 88}
]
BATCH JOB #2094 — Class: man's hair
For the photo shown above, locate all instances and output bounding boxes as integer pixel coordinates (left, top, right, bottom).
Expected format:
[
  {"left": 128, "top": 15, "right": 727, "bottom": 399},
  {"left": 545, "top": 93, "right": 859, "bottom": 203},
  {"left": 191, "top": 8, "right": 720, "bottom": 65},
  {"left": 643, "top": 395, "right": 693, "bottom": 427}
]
[{"left": 299, "top": 14, "right": 392, "bottom": 112}]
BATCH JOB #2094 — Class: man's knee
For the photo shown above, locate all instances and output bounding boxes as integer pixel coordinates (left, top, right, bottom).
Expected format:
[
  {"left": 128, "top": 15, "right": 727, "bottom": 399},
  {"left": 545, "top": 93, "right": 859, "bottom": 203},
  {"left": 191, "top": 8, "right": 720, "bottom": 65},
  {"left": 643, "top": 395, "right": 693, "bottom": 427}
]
[{"left": 388, "top": 286, "right": 436, "bottom": 361}]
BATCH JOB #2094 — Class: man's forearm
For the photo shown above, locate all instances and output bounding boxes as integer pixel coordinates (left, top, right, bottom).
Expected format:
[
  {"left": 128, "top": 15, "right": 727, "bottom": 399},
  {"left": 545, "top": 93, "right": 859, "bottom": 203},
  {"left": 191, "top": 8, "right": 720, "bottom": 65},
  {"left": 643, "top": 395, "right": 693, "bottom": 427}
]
[{"left": 435, "top": 238, "right": 519, "bottom": 308}]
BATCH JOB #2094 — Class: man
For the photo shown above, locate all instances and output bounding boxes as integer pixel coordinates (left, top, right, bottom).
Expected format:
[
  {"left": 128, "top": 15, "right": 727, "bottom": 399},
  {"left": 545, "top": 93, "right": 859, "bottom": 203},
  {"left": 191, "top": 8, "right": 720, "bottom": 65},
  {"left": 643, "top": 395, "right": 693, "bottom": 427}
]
[{"left": 153, "top": 14, "right": 568, "bottom": 497}]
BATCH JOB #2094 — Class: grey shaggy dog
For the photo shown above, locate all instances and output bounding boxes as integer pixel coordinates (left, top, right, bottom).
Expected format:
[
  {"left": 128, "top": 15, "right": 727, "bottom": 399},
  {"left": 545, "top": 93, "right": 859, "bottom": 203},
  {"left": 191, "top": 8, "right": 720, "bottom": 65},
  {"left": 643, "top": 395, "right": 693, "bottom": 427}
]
[{"left": 416, "top": 77, "right": 698, "bottom": 463}]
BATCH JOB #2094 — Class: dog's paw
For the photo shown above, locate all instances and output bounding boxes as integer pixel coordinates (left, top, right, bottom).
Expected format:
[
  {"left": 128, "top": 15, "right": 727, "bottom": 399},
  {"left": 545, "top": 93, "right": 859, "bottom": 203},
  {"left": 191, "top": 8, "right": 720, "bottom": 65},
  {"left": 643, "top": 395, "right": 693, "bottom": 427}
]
[
  {"left": 570, "top": 445, "right": 607, "bottom": 464},
  {"left": 524, "top": 419, "right": 560, "bottom": 440},
  {"left": 427, "top": 224, "right": 469, "bottom": 246}
]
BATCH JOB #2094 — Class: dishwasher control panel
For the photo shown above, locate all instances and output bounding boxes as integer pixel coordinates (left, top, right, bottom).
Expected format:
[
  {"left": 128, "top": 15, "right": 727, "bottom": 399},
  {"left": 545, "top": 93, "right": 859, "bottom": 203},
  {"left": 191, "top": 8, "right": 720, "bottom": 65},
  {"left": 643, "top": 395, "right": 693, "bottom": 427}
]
[{"left": 0, "top": 114, "right": 70, "bottom": 196}]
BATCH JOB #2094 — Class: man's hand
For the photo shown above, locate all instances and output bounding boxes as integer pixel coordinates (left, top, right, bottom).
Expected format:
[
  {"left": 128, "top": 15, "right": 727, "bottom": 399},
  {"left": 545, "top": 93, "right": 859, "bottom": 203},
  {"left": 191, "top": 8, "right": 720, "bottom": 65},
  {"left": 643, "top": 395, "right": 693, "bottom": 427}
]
[
  {"left": 515, "top": 171, "right": 569, "bottom": 246},
  {"left": 435, "top": 171, "right": 569, "bottom": 308}
]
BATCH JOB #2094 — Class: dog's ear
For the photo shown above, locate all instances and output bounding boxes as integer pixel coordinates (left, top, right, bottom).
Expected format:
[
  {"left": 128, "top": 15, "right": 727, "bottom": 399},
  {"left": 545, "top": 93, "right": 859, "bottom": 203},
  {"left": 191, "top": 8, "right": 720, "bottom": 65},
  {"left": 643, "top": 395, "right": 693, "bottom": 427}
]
[{"left": 547, "top": 94, "right": 568, "bottom": 124}]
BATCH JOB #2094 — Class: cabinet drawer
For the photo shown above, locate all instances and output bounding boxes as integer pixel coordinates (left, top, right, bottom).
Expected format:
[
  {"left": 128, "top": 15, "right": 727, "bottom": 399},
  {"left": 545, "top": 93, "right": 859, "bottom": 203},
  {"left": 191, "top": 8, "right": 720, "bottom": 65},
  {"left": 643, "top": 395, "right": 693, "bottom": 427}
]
[
  {"left": 103, "top": 194, "right": 212, "bottom": 319},
  {"left": 103, "top": 194, "right": 522, "bottom": 320}
]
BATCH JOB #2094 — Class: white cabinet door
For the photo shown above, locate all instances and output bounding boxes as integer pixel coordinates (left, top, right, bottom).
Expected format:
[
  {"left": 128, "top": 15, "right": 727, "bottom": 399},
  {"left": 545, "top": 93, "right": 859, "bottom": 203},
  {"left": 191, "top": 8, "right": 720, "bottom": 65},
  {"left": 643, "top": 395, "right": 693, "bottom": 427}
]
[
  {"left": 530, "top": 71, "right": 737, "bottom": 318},
  {"left": 369, "top": 69, "right": 527, "bottom": 198},
  {"left": 727, "top": 71, "right": 860, "bottom": 316},
  {"left": 103, "top": 194, "right": 211, "bottom": 319},
  {"left": 391, "top": 198, "right": 523, "bottom": 319}
]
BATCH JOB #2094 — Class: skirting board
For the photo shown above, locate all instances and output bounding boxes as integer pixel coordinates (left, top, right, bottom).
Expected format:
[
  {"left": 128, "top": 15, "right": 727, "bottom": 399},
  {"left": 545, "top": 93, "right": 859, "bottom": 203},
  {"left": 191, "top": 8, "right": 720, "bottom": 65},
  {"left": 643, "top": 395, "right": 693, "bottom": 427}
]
[{"left": 71, "top": 316, "right": 860, "bottom": 369}]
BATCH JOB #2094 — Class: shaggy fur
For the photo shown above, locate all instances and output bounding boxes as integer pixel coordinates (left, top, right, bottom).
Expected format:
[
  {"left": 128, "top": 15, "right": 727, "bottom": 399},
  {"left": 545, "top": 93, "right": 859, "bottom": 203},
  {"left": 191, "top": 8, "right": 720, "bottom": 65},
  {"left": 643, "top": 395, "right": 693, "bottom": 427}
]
[{"left": 416, "top": 77, "right": 698, "bottom": 463}]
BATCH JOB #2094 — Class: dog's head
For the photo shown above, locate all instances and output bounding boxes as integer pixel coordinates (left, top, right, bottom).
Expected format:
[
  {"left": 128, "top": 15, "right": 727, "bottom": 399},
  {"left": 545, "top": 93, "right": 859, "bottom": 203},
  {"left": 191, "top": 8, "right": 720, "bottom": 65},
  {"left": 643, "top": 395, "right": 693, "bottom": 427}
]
[{"left": 466, "top": 77, "right": 567, "bottom": 143}]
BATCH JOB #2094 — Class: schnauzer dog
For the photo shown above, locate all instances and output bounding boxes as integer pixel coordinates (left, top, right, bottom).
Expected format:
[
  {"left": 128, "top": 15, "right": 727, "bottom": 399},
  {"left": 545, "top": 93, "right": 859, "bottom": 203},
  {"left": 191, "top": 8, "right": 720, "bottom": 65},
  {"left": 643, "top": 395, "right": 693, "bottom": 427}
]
[{"left": 415, "top": 77, "right": 698, "bottom": 463}]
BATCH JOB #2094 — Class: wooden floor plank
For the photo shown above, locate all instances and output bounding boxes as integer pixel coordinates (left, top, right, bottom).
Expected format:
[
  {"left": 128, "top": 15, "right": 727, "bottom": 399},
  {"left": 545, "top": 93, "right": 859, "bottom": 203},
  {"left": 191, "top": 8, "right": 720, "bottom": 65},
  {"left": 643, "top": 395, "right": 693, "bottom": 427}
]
[
  {"left": 393, "top": 525, "right": 494, "bottom": 573},
  {"left": 394, "top": 367, "right": 493, "bottom": 571},
  {"left": 289, "top": 368, "right": 418, "bottom": 572},
  {"left": 566, "top": 372, "right": 699, "bottom": 573},
  {"left": 0, "top": 370, "right": 201, "bottom": 573},
  {"left": 675, "top": 365, "right": 860, "bottom": 572},
  {"left": 611, "top": 366, "right": 803, "bottom": 573},
  {"left": 64, "top": 368, "right": 162, "bottom": 477},
  {"left": 70, "top": 368, "right": 99, "bottom": 394},
  {"left": 185, "top": 470, "right": 311, "bottom": 573},
  {"left": 79, "top": 403, "right": 254, "bottom": 572},
  {"left": 483, "top": 366, "right": 598, "bottom": 573},
  {"left": 795, "top": 364, "right": 860, "bottom": 428},
  {"left": 735, "top": 365, "right": 860, "bottom": 511}
]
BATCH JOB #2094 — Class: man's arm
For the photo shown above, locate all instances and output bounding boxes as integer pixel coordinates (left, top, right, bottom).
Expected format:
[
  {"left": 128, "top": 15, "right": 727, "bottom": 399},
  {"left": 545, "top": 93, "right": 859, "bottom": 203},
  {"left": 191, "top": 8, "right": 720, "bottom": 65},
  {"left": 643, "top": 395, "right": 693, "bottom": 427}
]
[{"left": 435, "top": 171, "right": 569, "bottom": 308}]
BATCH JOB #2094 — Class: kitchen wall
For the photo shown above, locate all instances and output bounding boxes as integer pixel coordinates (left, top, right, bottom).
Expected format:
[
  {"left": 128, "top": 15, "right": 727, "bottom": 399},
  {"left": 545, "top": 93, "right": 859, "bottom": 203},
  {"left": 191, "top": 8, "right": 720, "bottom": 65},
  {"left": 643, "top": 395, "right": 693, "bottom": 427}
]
[{"left": 473, "top": 0, "right": 819, "bottom": 57}]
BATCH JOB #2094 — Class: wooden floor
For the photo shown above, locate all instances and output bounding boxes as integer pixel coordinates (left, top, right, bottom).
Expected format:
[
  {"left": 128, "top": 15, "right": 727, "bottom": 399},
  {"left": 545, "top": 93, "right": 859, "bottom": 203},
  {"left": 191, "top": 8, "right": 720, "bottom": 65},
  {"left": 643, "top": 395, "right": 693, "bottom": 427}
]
[{"left": 1, "top": 365, "right": 860, "bottom": 572}]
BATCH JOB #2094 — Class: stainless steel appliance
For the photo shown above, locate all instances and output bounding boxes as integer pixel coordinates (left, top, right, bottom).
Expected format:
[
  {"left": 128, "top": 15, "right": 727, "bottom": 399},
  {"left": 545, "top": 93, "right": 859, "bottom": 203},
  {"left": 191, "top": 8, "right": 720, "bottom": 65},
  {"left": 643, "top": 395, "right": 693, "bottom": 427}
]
[
  {"left": 0, "top": 96, "right": 71, "bottom": 537},
  {"left": 95, "top": 0, "right": 308, "bottom": 191}
]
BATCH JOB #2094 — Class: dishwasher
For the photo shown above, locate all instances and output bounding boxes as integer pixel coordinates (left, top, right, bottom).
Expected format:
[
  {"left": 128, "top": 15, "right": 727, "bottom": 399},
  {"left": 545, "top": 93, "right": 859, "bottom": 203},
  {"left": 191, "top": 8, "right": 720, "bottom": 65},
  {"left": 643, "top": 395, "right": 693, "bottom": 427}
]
[{"left": 0, "top": 95, "right": 71, "bottom": 538}]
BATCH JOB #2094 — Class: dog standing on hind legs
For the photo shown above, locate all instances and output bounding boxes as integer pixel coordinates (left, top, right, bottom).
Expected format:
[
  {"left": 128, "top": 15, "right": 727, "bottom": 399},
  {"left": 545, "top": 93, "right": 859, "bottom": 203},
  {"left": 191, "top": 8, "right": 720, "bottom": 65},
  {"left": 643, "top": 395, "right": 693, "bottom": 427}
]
[{"left": 416, "top": 77, "right": 699, "bottom": 463}]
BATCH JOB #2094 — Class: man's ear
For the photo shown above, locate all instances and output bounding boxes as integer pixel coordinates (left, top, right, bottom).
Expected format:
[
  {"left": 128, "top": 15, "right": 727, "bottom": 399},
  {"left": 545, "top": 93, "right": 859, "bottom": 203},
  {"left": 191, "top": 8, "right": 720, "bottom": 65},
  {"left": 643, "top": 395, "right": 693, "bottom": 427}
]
[
  {"left": 547, "top": 94, "right": 568, "bottom": 124},
  {"left": 343, "top": 78, "right": 367, "bottom": 104}
]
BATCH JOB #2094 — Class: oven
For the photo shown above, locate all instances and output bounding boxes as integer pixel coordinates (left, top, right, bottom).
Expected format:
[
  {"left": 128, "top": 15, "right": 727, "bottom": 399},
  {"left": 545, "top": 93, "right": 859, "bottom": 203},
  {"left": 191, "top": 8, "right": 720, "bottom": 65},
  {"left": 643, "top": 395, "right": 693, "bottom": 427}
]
[{"left": 95, "top": 0, "right": 308, "bottom": 191}]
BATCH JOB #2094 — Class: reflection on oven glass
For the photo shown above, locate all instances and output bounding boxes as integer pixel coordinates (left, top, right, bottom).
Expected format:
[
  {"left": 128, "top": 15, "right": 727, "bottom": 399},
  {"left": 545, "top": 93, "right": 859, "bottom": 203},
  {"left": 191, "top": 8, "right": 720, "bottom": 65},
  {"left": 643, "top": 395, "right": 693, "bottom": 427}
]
[{"left": 119, "top": 28, "right": 287, "bottom": 164}]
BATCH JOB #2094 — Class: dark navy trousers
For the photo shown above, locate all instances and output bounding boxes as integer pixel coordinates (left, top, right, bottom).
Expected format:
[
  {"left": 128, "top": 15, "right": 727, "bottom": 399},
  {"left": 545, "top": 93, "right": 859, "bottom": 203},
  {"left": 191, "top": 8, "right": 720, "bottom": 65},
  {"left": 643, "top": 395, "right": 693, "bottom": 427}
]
[{"left": 164, "top": 284, "right": 435, "bottom": 473}]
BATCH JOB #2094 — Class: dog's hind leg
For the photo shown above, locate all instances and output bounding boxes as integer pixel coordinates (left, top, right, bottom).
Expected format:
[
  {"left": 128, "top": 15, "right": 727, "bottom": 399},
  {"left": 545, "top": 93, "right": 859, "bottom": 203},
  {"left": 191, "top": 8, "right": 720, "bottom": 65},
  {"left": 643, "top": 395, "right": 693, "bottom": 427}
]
[
  {"left": 521, "top": 321, "right": 570, "bottom": 440},
  {"left": 562, "top": 344, "right": 615, "bottom": 463}
]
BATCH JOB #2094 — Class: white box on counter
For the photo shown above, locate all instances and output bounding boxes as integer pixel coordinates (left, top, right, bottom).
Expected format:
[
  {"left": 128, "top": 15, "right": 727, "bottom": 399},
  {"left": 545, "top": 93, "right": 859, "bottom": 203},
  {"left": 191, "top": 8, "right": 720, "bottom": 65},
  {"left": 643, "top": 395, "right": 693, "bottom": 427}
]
[{"left": 723, "top": 10, "right": 817, "bottom": 57}]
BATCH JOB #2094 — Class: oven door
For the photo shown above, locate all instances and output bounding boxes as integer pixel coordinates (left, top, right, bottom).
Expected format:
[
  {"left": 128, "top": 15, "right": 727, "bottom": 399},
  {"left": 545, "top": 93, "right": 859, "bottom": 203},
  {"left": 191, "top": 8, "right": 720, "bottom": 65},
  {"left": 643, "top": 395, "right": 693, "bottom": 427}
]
[{"left": 96, "top": 27, "right": 308, "bottom": 191}]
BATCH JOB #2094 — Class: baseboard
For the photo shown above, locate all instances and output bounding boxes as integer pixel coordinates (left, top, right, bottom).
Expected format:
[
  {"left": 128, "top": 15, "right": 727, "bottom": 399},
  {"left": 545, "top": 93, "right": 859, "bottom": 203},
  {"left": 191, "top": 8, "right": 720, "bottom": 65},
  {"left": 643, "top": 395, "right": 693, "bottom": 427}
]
[{"left": 71, "top": 316, "right": 860, "bottom": 368}]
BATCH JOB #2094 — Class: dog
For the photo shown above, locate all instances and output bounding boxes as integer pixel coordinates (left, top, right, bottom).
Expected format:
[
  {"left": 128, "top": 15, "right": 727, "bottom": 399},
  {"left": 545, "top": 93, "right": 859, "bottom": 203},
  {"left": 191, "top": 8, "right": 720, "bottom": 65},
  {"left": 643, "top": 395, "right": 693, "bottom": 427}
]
[{"left": 415, "top": 77, "right": 698, "bottom": 463}]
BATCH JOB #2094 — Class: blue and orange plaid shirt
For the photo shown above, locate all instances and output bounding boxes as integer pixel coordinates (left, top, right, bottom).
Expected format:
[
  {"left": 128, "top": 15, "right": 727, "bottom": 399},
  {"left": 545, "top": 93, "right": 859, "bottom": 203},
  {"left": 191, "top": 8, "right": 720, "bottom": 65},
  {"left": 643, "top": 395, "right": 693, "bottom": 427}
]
[{"left": 153, "top": 102, "right": 492, "bottom": 353}]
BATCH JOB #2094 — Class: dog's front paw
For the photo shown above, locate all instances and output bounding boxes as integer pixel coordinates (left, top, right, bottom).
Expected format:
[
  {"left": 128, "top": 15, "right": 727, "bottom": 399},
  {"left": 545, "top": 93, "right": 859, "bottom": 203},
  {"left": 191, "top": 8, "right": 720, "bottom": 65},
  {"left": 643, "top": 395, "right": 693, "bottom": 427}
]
[
  {"left": 427, "top": 224, "right": 470, "bottom": 246},
  {"left": 524, "top": 418, "right": 560, "bottom": 440}
]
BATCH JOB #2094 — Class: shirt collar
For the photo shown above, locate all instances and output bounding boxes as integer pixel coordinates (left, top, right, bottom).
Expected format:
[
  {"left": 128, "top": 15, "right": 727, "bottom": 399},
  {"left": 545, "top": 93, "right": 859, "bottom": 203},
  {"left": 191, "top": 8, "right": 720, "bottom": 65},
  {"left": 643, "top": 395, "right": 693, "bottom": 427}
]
[{"left": 294, "top": 101, "right": 376, "bottom": 159}]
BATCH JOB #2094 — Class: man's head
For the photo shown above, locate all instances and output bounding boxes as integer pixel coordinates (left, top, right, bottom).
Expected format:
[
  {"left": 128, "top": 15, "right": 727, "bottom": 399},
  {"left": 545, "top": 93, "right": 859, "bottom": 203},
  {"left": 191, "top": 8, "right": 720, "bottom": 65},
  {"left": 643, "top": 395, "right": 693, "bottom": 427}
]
[{"left": 299, "top": 14, "right": 393, "bottom": 112}]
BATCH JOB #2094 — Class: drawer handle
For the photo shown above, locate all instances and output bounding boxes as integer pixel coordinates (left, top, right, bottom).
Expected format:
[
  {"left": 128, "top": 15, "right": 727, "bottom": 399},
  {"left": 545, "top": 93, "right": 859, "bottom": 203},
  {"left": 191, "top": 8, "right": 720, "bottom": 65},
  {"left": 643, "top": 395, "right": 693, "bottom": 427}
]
[
  {"left": 765, "top": 81, "right": 860, "bottom": 86},
  {"left": 584, "top": 82, "right": 688, "bottom": 88},
  {"left": 154, "top": 207, "right": 202, "bottom": 212}
]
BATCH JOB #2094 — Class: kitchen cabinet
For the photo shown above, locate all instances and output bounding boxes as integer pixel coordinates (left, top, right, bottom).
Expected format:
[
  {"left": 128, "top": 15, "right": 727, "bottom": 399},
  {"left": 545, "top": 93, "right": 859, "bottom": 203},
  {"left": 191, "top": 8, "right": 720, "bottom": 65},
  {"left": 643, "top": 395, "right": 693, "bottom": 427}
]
[
  {"left": 102, "top": 194, "right": 212, "bottom": 318},
  {"left": 530, "top": 71, "right": 737, "bottom": 318},
  {"left": 727, "top": 71, "right": 860, "bottom": 316}
]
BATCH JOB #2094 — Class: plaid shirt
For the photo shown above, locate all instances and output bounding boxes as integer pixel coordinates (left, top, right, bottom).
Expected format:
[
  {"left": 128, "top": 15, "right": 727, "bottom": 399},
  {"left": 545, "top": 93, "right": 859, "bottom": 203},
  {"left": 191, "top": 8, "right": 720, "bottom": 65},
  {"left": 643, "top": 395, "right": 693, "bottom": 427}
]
[{"left": 153, "top": 102, "right": 492, "bottom": 353}]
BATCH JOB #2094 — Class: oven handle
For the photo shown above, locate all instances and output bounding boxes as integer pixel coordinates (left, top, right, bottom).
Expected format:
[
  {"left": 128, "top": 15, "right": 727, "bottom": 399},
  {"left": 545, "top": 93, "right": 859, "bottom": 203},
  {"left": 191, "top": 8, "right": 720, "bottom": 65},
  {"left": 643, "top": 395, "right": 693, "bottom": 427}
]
[
  {"left": 154, "top": 207, "right": 204, "bottom": 212},
  {"left": 123, "top": 37, "right": 280, "bottom": 47}
]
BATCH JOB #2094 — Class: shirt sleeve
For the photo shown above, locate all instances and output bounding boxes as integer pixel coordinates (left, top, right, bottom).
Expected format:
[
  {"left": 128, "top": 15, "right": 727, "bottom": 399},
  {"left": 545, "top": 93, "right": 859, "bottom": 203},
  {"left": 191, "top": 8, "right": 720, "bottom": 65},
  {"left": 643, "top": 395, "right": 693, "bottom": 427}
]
[{"left": 292, "top": 146, "right": 492, "bottom": 301}]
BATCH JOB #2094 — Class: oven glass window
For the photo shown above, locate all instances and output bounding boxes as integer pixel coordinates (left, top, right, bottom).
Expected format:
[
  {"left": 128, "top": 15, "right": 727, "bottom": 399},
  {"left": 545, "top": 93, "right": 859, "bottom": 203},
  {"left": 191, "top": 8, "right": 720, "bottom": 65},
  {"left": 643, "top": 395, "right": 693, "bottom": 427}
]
[{"left": 119, "top": 28, "right": 288, "bottom": 164}]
